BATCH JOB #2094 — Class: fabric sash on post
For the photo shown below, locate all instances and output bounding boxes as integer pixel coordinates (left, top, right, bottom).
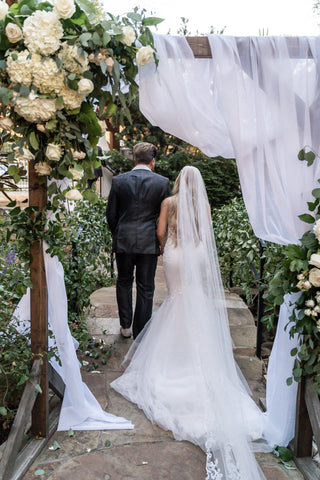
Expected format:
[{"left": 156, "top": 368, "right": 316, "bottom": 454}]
[
  {"left": 14, "top": 241, "right": 133, "bottom": 431},
  {"left": 139, "top": 33, "right": 320, "bottom": 447}
]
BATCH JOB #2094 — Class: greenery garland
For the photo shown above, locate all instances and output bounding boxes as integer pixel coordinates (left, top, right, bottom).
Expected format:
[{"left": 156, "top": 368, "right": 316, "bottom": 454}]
[
  {"left": 0, "top": 0, "right": 162, "bottom": 254},
  {"left": 265, "top": 148, "right": 320, "bottom": 393}
]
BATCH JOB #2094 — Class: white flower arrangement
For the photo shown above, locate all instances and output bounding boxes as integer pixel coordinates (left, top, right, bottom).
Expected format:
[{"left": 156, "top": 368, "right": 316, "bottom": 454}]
[{"left": 23, "top": 10, "right": 64, "bottom": 55}]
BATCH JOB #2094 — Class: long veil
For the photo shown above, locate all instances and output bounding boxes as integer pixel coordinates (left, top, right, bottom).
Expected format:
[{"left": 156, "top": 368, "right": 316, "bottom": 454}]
[
  {"left": 112, "top": 166, "right": 271, "bottom": 480},
  {"left": 177, "top": 166, "right": 267, "bottom": 480}
]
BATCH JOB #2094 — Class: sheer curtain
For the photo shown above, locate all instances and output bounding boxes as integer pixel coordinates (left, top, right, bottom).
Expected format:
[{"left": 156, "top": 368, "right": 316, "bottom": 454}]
[{"left": 139, "top": 34, "right": 320, "bottom": 447}]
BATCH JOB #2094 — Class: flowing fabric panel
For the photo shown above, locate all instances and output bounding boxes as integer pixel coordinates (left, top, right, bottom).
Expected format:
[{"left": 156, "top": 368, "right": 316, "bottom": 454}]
[
  {"left": 13, "top": 241, "right": 133, "bottom": 431},
  {"left": 138, "top": 34, "right": 320, "bottom": 448}
]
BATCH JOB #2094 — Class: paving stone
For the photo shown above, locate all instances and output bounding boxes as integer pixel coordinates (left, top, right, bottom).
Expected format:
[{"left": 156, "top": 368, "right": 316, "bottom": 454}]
[
  {"left": 88, "top": 317, "right": 120, "bottom": 335},
  {"left": 260, "top": 463, "right": 304, "bottom": 480},
  {"left": 225, "top": 294, "right": 249, "bottom": 309},
  {"left": 23, "top": 461, "right": 64, "bottom": 480},
  {"left": 45, "top": 442, "right": 206, "bottom": 480},
  {"left": 35, "top": 430, "right": 101, "bottom": 463}
]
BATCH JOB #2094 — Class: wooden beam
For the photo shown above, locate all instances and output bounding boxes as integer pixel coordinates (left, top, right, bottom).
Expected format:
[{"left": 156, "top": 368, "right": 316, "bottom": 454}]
[
  {"left": 305, "top": 378, "right": 320, "bottom": 452},
  {"left": 0, "top": 360, "right": 41, "bottom": 480},
  {"left": 294, "top": 377, "right": 313, "bottom": 458},
  {"left": 48, "top": 363, "right": 65, "bottom": 399},
  {"left": 186, "top": 36, "right": 314, "bottom": 59},
  {"left": 28, "top": 159, "right": 48, "bottom": 438}
]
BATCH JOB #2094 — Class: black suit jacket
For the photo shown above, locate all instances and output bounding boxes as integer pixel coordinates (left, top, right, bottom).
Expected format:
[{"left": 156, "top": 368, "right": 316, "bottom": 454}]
[{"left": 106, "top": 168, "right": 170, "bottom": 254}]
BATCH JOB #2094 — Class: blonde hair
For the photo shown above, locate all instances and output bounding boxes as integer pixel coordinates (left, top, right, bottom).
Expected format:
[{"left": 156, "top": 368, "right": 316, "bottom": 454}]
[{"left": 167, "top": 167, "right": 202, "bottom": 246}]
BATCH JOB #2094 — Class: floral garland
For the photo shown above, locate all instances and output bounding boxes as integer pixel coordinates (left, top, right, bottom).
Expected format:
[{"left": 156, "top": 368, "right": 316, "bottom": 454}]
[
  {"left": 0, "top": 0, "right": 160, "bottom": 204},
  {"left": 265, "top": 149, "right": 320, "bottom": 393}
]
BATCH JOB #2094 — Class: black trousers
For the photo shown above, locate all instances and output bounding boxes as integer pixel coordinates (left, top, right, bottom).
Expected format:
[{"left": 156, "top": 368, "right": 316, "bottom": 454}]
[{"left": 115, "top": 253, "right": 158, "bottom": 339}]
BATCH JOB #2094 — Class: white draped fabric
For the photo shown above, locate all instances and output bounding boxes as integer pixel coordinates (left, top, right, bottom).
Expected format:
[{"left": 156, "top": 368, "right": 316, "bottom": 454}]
[
  {"left": 139, "top": 34, "right": 320, "bottom": 447},
  {"left": 14, "top": 241, "right": 133, "bottom": 431}
]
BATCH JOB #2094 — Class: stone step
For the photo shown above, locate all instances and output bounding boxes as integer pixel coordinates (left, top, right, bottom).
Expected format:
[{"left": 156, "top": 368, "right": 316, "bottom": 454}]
[
  {"left": 227, "top": 307, "right": 255, "bottom": 327},
  {"left": 230, "top": 324, "right": 257, "bottom": 348}
]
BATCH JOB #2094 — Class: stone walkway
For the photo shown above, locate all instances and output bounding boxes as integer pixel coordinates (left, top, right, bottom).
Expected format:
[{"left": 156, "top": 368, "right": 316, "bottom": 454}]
[{"left": 23, "top": 262, "right": 304, "bottom": 480}]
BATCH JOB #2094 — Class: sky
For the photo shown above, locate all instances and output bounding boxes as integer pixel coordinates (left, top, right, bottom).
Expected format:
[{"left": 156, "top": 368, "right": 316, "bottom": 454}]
[{"left": 104, "top": 0, "right": 320, "bottom": 36}]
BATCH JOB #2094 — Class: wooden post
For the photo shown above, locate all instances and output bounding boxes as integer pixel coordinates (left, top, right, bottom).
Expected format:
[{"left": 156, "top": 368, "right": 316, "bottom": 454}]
[
  {"left": 294, "top": 377, "right": 313, "bottom": 457},
  {"left": 28, "top": 159, "right": 49, "bottom": 438}
]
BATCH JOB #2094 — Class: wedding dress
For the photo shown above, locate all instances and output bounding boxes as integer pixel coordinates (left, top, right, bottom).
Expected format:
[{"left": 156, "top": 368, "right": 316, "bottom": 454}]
[{"left": 111, "top": 167, "right": 271, "bottom": 480}]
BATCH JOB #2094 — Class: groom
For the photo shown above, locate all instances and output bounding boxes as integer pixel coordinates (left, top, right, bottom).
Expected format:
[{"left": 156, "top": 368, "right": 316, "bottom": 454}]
[{"left": 106, "top": 142, "right": 170, "bottom": 339}]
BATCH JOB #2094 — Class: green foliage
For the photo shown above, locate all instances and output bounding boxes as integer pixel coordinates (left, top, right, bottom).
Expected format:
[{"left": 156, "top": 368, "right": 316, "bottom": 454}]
[
  {"left": 264, "top": 147, "right": 320, "bottom": 393},
  {"left": 104, "top": 97, "right": 241, "bottom": 208},
  {"left": 212, "top": 197, "right": 285, "bottom": 307}
]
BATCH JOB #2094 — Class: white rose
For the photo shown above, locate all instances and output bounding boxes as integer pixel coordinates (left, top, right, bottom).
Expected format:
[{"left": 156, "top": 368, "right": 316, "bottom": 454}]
[
  {"left": 317, "top": 320, "right": 320, "bottom": 332},
  {"left": 14, "top": 147, "right": 35, "bottom": 162},
  {"left": 303, "top": 280, "right": 312, "bottom": 289},
  {"left": 0, "top": 117, "right": 13, "bottom": 131},
  {"left": 104, "top": 56, "right": 114, "bottom": 73},
  {"left": 69, "top": 167, "right": 83, "bottom": 180},
  {"left": 5, "top": 23, "right": 23, "bottom": 43},
  {"left": 304, "top": 309, "right": 312, "bottom": 316},
  {"left": 78, "top": 78, "right": 94, "bottom": 96},
  {"left": 312, "top": 309, "right": 319, "bottom": 317},
  {"left": 53, "top": 0, "right": 75, "bottom": 19},
  {"left": 314, "top": 305, "right": 320, "bottom": 313},
  {"left": 297, "top": 273, "right": 305, "bottom": 281},
  {"left": 46, "top": 143, "right": 63, "bottom": 162},
  {"left": 309, "top": 269, "right": 320, "bottom": 287},
  {"left": 122, "top": 26, "right": 136, "bottom": 46},
  {"left": 65, "top": 188, "right": 83, "bottom": 201},
  {"left": 71, "top": 148, "right": 86, "bottom": 160},
  {"left": 14, "top": 95, "right": 57, "bottom": 123},
  {"left": 136, "top": 45, "right": 155, "bottom": 66},
  {"left": 23, "top": 10, "right": 63, "bottom": 56},
  {"left": 309, "top": 253, "right": 320, "bottom": 269},
  {"left": 34, "top": 162, "right": 52, "bottom": 176},
  {"left": 37, "top": 124, "right": 46, "bottom": 133},
  {"left": 0, "top": 1, "right": 9, "bottom": 21},
  {"left": 305, "top": 299, "right": 315, "bottom": 308}
]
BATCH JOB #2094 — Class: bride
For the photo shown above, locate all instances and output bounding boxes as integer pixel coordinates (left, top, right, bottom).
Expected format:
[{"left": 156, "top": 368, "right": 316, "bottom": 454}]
[{"left": 111, "top": 166, "right": 269, "bottom": 480}]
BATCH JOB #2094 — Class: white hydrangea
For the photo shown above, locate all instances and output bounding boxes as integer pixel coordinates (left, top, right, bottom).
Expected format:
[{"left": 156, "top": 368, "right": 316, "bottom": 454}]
[
  {"left": 58, "top": 42, "right": 89, "bottom": 74},
  {"left": 32, "top": 57, "right": 65, "bottom": 95},
  {"left": 7, "top": 50, "right": 39, "bottom": 86},
  {"left": 23, "top": 10, "right": 63, "bottom": 56},
  {"left": 14, "top": 94, "right": 57, "bottom": 123},
  {"left": 60, "top": 86, "right": 85, "bottom": 110}
]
